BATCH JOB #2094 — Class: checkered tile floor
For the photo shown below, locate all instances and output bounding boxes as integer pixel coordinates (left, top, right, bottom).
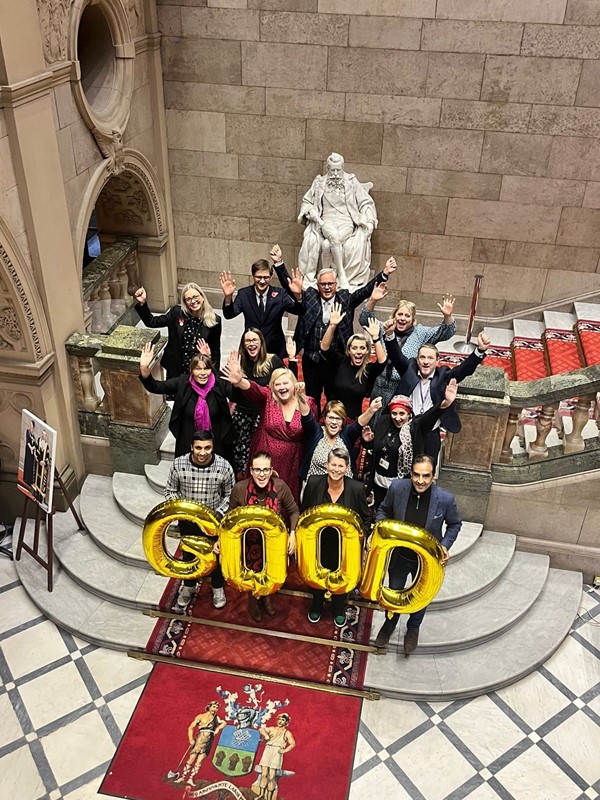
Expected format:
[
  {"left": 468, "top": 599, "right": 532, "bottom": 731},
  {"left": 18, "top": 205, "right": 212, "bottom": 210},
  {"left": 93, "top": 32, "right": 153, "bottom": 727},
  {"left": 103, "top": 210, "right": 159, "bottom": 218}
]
[{"left": 1, "top": 553, "right": 598, "bottom": 799}]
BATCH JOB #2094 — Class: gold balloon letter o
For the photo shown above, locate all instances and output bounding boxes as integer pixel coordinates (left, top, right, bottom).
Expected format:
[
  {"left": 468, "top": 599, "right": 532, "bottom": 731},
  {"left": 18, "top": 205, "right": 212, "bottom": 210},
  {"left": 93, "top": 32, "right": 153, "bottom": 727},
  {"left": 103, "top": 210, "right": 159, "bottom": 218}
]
[
  {"left": 219, "top": 505, "right": 288, "bottom": 598},
  {"left": 359, "top": 520, "right": 445, "bottom": 614},
  {"left": 142, "top": 499, "right": 220, "bottom": 581},
  {"left": 296, "top": 504, "right": 364, "bottom": 596}
]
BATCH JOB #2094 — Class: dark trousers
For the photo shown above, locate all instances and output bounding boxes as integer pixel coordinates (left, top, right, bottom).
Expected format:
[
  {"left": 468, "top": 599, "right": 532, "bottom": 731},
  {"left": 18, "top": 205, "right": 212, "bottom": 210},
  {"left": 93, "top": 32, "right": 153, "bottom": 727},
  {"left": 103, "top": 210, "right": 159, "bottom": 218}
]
[
  {"left": 384, "top": 547, "right": 428, "bottom": 630},
  {"left": 301, "top": 353, "right": 332, "bottom": 412},
  {"left": 310, "top": 526, "right": 347, "bottom": 616},
  {"left": 180, "top": 521, "right": 224, "bottom": 589}
]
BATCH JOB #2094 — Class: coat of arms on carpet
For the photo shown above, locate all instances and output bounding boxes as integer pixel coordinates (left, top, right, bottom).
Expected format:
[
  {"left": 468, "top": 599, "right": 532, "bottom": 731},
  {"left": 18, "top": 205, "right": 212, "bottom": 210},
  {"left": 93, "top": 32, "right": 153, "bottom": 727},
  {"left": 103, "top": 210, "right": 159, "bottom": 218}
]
[{"left": 101, "top": 663, "right": 362, "bottom": 800}]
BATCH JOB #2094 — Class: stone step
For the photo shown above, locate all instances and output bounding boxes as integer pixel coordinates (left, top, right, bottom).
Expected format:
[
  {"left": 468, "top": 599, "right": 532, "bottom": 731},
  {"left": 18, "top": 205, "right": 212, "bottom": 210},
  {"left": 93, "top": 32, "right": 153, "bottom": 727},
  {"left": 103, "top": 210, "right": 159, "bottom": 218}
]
[
  {"left": 160, "top": 429, "right": 176, "bottom": 462},
  {"left": 364, "top": 567, "right": 582, "bottom": 701},
  {"left": 54, "top": 511, "right": 168, "bottom": 609},
  {"left": 144, "top": 459, "right": 172, "bottom": 494},
  {"left": 432, "top": 530, "right": 515, "bottom": 609},
  {"left": 543, "top": 310, "right": 576, "bottom": 331},
  {"left": 113, "top": 471, "right": 163, "bottom": 526},
  {"left": 14, "top": 522, "right": 155, "bottom": 652},
  {"left": 80, "top": 474, "right": 148, "bottom": 567},
  {"left": 374, "top": 550, "right": 548, "bottom": 653},
  {"left": 573, "top": 302, "right": 600, "bottom": 323},
  {"left": 483, "top": 327, "right": 512, "bottom": 348},
  {"left": 513, "top": 319, "right": 544, "bottom": 339}
]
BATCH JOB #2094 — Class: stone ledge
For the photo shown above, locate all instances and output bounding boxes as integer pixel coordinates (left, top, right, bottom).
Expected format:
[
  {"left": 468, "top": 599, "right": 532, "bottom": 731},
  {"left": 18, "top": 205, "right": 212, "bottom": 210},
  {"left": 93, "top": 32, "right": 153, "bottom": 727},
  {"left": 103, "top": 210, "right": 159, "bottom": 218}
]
[
  {"left": 492, "top": 438, "right": 600, "bottom": 484},
  {"left": 516, "top": 537, "right": 599, "bottom": 584}
]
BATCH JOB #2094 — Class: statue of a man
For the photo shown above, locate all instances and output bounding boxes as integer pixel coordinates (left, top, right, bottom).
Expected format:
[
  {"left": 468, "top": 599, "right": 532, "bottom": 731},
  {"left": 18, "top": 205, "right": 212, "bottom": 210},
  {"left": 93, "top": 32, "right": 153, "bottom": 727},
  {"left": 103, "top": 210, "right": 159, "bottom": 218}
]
[{"left": 297, "top": 153, "right": 378, "bottom": 290}]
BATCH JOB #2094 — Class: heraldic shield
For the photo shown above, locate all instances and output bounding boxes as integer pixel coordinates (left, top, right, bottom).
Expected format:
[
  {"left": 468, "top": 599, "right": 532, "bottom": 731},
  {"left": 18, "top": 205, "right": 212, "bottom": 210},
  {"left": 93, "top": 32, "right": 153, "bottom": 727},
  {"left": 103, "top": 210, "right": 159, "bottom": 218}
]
[{"left": 212, "top": 723, "right": 261, "bottom": 777}]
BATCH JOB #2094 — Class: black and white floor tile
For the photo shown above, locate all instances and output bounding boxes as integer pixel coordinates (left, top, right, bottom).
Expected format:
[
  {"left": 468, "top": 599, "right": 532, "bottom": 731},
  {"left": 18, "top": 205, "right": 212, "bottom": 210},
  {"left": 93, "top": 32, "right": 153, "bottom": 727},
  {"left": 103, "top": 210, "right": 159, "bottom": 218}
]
[{"left": 1, "top": 552, "right": 599, "bottom": 800}]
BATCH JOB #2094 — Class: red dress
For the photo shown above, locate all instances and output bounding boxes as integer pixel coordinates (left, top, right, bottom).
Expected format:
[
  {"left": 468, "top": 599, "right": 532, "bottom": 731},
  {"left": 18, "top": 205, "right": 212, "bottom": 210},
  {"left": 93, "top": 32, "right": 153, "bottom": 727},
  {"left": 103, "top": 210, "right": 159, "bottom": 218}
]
[{"left": 242, "top": 382, "right": 318, "bottom": 502}]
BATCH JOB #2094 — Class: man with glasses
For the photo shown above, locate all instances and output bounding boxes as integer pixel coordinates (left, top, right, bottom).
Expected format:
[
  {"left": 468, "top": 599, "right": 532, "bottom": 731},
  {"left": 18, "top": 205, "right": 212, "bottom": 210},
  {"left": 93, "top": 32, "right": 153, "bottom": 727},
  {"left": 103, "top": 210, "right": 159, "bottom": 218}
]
[
  {"left": 228, "top": 451, "right": 299, "bottom": 622},
  {"left": 273, "top": 252, "right": 397, "bottom": 409},
  {"left": 219, "top": 254, "right": 305, "bottom": 359}
]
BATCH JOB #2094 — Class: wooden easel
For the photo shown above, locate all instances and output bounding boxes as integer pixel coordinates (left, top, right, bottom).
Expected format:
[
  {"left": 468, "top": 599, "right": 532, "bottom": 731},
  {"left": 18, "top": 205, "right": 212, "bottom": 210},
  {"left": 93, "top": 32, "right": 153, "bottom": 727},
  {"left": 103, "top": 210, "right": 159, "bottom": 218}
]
[{"left": 15, "top": 469, "right": 85, "bottom": 592}]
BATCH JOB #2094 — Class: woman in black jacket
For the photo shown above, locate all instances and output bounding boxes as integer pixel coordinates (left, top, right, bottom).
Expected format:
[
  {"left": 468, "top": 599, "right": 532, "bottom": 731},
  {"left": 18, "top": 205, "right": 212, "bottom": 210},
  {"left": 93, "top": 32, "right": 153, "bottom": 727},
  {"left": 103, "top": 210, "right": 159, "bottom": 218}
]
[
  {"left": 134, "top": 283, "right": 222, "bottom": 377},
  {"left": 139, "top": 343, "right": 234, "bottom": 459}
]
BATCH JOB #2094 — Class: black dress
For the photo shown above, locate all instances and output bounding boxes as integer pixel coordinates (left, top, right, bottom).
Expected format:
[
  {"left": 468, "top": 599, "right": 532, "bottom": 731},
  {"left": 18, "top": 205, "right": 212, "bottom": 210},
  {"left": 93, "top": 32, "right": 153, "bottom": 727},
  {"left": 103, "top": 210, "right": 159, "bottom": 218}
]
[{"left": 321, "top": 350, "right": 386, "bottom": 419}]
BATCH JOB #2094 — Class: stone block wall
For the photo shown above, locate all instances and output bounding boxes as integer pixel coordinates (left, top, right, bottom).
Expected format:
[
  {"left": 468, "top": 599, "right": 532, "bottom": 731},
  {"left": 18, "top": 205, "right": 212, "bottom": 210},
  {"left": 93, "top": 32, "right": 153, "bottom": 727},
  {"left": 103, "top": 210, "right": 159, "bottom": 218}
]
[{"left": 158, "top": 0, "right": 600, "bottom": 317}]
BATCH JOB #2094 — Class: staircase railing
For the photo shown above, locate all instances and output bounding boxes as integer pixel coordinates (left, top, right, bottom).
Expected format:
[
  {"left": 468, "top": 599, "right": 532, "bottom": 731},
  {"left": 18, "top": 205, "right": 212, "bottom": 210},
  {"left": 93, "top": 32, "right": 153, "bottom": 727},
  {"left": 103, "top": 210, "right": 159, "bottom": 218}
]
[{"left": 82, "top": 237, "right": 140, "bottom": 334}]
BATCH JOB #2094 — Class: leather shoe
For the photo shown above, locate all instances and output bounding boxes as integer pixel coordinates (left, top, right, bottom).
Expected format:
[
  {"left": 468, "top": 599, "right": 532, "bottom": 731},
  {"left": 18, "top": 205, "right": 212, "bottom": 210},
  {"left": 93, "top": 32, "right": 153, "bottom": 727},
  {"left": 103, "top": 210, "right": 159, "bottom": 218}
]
[
  {"left": 248, "top": 595, "right": 262, "bottom": 623},
  {"left": 375, "top": 619, "right": 397, "bottom": 648},
  {"left": 262, "top": 596, "right": 276, "bottom": 617},
  {"left": 404, "top": 627, "right": 419, "bottom": 655}
]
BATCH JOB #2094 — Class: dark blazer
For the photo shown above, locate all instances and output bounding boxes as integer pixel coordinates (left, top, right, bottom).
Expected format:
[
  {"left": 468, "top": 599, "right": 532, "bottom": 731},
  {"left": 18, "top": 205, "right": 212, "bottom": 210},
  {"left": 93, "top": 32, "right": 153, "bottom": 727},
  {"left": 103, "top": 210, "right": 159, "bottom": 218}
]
[
  {"left": 386, "top": 336, "right": 485, "bottom": 433},
  {"left": 139, "top": 373, "right": 234, "bottom": 459},
  {"left": 135, "top": 303, "right": 222, "bottom": 376},
  {"left": 222, "top": 285, "right": 305, "bottom": 359},
  {"left": 274, "top": 263, "right": 387, "bottom": 355},
  {"left": 301, "top": 474, "right": 372, "bottom": 533},
  {"left": 375, "top": 479, "right": 462, "bottom": 549}
]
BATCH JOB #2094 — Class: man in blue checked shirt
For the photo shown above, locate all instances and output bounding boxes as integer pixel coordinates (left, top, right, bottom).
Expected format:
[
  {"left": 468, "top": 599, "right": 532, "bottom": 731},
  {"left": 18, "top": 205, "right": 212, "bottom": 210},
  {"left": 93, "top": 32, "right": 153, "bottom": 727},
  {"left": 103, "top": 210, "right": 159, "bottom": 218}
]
[{"left": 165, "top": 430, "right": 235, "bottom": 610}]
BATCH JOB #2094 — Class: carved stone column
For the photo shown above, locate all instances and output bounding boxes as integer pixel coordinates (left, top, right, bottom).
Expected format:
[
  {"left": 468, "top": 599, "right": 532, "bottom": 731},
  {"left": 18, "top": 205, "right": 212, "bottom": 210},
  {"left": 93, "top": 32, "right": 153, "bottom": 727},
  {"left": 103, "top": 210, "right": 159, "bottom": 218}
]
[
  {"left": 564, "top": 395, "right": 594, "bottom": 454},
  {"left": 500, "top": 408, "right": 521, "bottom": 464},
  {"left": 528, "top": 404, "right": 557, "bottom": 460}
]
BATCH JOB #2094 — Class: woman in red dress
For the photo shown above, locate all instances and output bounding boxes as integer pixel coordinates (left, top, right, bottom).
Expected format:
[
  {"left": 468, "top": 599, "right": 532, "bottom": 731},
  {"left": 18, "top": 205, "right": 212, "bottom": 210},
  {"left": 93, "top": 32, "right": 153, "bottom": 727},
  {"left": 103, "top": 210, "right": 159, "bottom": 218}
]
[{"left": 222, "top": 353, "right": 317, "bottom": 502}]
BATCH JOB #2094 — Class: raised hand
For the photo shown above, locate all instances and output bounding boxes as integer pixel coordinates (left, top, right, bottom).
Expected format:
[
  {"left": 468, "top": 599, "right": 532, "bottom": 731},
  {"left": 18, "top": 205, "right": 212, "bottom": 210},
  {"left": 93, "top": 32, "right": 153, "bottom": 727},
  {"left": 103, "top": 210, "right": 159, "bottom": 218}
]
[
  {"left": 133, "top": 286, "right": 147, "bottom": 305},
  {"left": 384, "top": 256, "right": 397, "bottom": 276},
  {"left": 329, "top": 301, "right": 346, "bottom": 327},
  {"left": 370, "top": 282, "right": 388, "bottom": 304},
  {"left": 362, "top": 425, "right": 374, "bottom": 443},
  {"left": 364, "top": 316, "right": 381, "bottom": 340},
  {"left": 369, "top": 397, "right": 383, "bottom": 413},
  {"left": 477, "top": 331, "right": 491, "bottom": 352},
  {"left": 443, "top": 378, "right": 458, "bottom": 407},
  {"left": 219, "top": 271, "right": 236, "bottom": 299},
  {"left": 288, "top": 267, "right": 304, "bottom": 297},
  {"left": 196, "top": 338, "right": 211, "bottom": 357},
  {"left": 221, "top": 351, "right": 243, "bottom": 384},
  {"left": 270, "top": 244, "right": 282, "bottom": 264},
  {"left": 139, "top": 342, "right": 154, "bottom": 377},
  {"left": 437, "top": 294, "right": 455, "bottom": 320},
  {"left": 294, "top": 381, "right": 307, "bottom": 400},
  {"left": 382, "top": 318, "right": 396, "bottom": 337},
  {"left": 285, "top": 336, "right": 297, "bottom": 360}
]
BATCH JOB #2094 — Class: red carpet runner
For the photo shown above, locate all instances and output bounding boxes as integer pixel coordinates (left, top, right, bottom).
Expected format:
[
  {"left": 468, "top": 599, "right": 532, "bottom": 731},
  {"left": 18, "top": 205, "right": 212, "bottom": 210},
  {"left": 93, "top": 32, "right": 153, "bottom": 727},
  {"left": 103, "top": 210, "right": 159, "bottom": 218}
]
[
  {"left": 146, "top": 565, "right": 373, "bottom": 690},
  {"left": 101, "top": 662, "right": 361, "bottom": 800}
]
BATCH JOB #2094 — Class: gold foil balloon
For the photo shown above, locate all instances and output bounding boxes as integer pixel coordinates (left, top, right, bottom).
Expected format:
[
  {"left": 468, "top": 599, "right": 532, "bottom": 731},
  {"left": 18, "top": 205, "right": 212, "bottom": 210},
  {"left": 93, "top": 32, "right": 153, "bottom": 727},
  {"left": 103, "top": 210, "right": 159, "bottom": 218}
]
[
  {"left": 219, "top": 505, "right": 288, "bottom": 598},
  {"left": 143, "top": 499, "right": 220, "bottom": 581},
  {"left": 296, "top": 504, "right": 364, "bottom": 596},
  {"left": 359, "top": 519, "right": 445, "bottom": 614}
]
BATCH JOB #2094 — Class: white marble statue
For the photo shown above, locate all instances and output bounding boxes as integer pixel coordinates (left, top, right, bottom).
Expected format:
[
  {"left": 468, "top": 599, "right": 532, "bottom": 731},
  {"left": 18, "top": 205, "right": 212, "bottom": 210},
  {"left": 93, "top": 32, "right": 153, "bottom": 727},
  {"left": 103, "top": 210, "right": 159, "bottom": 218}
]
[{"left": 297, "top": 152, "right": 378, "bottom": 290}]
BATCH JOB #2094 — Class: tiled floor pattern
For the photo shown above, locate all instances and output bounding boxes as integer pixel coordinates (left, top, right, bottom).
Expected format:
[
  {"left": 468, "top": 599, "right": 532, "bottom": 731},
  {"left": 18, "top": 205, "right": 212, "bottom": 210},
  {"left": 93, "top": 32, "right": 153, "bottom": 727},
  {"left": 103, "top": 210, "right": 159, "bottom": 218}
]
[{"left": 1, "top": 552, "right": 599, "bottom": 800}]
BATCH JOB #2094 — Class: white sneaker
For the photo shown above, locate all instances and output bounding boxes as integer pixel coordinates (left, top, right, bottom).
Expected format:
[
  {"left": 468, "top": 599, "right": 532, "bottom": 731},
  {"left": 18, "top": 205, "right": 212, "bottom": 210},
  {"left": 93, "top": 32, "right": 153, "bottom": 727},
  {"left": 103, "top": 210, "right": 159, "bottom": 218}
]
[
  {"left": 177, "top": 585, "right": 195, "bottom": 608},
  {"left": 212, "top": 587, "right": 226, "bottom": 609}
]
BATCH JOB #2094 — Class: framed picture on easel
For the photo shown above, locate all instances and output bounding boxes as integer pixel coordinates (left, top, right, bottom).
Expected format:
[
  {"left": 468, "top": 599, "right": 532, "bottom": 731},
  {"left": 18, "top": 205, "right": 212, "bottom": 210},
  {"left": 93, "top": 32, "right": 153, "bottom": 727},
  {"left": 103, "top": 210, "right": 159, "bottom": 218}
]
[{"left": 17, "top": 410, "right": 57, "bottom": 514}]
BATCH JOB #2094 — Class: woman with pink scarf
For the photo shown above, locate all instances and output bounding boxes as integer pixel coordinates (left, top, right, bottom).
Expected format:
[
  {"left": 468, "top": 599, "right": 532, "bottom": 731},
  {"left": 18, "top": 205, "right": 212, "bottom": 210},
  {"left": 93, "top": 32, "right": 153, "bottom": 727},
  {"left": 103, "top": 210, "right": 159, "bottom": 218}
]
[{"left": 139, "top": 342, "right": 234, "bottom": 461}]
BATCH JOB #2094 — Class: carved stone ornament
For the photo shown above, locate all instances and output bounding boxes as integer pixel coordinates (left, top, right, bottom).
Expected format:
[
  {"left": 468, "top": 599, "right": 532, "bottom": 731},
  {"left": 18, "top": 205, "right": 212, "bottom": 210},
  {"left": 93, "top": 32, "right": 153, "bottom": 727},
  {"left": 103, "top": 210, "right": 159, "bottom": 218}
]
[
  {"left": 0, "top": 242, "right": 39, "bottom": 357},
  {"left": 96, "top": 172, "right": 154, "bottom": 234},
  {"left": 92, "top": 128, "right": 126, "bottom": 175},
  {"left": 126, "top": 0, "right": 143, "bottom": 38},
  {"left": 36, "top": 0, "right": 72, "bottom": 65}
]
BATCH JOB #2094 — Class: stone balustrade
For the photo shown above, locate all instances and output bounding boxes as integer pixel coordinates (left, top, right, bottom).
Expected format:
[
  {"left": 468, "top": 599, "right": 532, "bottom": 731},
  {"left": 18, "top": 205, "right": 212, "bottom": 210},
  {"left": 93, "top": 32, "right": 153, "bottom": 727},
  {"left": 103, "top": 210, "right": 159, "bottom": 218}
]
[{"left": 82, "top": 238, "right": 140, "bottom": 334}]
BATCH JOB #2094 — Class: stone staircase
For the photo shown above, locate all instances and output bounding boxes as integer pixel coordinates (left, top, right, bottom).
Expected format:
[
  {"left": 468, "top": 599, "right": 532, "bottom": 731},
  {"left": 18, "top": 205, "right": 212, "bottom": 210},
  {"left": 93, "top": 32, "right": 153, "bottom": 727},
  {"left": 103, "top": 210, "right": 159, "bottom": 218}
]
[{"left": 14, "top": 462, "right": 582, "bottom": 701}]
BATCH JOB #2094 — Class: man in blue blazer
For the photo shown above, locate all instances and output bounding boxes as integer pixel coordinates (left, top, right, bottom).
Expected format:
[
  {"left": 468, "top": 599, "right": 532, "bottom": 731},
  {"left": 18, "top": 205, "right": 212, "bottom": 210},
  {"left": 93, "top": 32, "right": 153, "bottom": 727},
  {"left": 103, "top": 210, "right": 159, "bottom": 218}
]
[
  {"left": 219, "top": 252, "right": 305, "bottom": 359},
  {"left": 372, "top": 454, "right": 462, "bottom": 653},
  {"left": 385, "top": 329, "right": 491, "bottom": 463}
]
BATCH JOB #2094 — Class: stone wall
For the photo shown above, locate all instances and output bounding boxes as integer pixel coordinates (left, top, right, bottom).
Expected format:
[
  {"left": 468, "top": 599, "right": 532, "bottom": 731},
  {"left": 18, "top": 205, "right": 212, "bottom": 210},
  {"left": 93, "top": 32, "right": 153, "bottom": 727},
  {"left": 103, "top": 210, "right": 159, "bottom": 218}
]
[{"left": 159, "top": 0, "right": 600, "bottom": 316}]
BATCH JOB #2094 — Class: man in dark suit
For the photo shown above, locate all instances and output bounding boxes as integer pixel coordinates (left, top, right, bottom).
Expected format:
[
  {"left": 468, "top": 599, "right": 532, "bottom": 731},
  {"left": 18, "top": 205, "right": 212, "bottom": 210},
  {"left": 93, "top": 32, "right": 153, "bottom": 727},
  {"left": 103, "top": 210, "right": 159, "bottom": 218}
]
[
  {"left": 301, "top": 448, "right": 371, "bottom": 627},
  {"left": 373, "top": 454, "right": 462, "bottom": 652},
  {"left": 274, "top": 250, "right": 396, "bottom": 408},
  {"left": 385, "top": 329, "right": 491, "bottom": 462},
  {"left": 219, "top": 252, "right": 305, "bottom": 359}
]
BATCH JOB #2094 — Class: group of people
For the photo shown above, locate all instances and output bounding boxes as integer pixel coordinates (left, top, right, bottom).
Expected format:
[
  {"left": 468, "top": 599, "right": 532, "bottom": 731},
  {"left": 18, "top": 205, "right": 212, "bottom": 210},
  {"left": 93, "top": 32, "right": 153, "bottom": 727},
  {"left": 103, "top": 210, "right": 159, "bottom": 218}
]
[{"left": 136, "top": 245, "right": 492, "bottom": 653}]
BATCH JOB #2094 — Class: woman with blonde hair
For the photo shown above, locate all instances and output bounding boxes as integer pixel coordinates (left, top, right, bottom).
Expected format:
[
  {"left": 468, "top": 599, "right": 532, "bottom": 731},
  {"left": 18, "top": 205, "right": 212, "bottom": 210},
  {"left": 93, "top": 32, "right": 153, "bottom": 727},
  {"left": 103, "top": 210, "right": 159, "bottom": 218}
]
[
  {"left": 320, "top": 303, "right": 387, "bottom": 419},
  {"left": 359, "top": 280, "right": 455, "bottom": 413},
  {"left": 231, "top": 327, "right": 289, "bottom": 476},
  {"left": 222, "top": 355, "right": 317, "bottom": 502},
  {"left": 134, "top": 282, "right": 222, "bottom": 377}
]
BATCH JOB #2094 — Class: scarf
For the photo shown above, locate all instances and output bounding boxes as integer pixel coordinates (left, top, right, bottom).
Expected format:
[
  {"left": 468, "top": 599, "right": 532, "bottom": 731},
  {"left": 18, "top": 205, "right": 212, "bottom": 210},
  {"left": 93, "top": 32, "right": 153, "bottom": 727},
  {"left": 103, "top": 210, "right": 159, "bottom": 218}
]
[
  {"left": 245, "top": 477, "right": 280, "bottom": 513},
  {"left": 385, "top": 326, "right": 415, "bottom": 381},
  {"left": 397, "top": 422, "right": 414, "bottom": 479},
  {"left": 189, "top": 372, "right": 215, "bottom": 431}
]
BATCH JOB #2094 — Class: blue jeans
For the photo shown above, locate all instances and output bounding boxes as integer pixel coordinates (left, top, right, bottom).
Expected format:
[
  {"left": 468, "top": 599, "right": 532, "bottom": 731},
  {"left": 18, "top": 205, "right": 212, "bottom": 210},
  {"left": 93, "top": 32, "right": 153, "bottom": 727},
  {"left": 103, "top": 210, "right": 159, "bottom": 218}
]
[{"left": 386, "top": 547, "right": 427, "bottom": 630}]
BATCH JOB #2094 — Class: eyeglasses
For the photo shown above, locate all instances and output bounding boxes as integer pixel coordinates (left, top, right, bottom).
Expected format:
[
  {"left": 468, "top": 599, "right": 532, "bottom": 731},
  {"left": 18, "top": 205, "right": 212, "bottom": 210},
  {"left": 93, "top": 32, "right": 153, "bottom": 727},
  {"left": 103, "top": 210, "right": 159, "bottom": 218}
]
[
  {"left": 184, "top": 294, "right": 202, "bottom": 303},
  {"left": 251, "top": 467, "right": 272, "bottom": 475},
  {"left": 318, "top": 282, "right": 336, "bottom": 288},
  {"left": 325, "top": 415, "right": 342, "bottom": 423},
  {"left": 254, "top": 276, "right": 271, "bottom": 283},
  {"left": 244, "top": 338, "right": 261, "bottom": 345}
]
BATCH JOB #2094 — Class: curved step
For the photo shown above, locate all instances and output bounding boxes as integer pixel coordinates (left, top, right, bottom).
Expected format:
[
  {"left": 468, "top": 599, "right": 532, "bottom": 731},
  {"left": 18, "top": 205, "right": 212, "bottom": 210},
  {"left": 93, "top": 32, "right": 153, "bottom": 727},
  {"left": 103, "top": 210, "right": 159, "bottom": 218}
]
[
  {"left": 373, "top": 551, "right": 549, "bottom": 653},
  {"left": 80, "top": 474, "right": 148, "bottom": 568},
  {"left": 145, "top": 459, "right": 172, "bottom": 494},
  {"left": 364, "top": 567, "right": 582, "bottom": 701},
  {"left": 14, "top": 523, "right": 155, "bottom": 652},
  {"left": 432, "top": 531, "right": 516, "bottom": 609},
  {"left": 113, "top": 471, "right": 163, "bottom": 526},
  {"left": 54, "top": 511, "right": 168, "bottom": 609}
]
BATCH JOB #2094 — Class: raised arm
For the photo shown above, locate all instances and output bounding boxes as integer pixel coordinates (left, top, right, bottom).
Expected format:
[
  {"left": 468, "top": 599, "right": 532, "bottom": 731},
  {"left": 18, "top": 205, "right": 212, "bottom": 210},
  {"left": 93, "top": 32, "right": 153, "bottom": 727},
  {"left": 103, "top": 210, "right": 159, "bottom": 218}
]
[
  {"left": 138, "top": 342, "right": 180, "bottom": 395},
  {"left": 348, "top": 256, "right": 396, "bottom": 310},
  {"left": 448, "top": 331, "right": 491, "bottom": 383},
  {"left": 320, "top": 301, "right": 346, "bottom": 353},
  {"left": 363, "top": 316, "right": 387, "bottom": 364},
  {"left": 384, "top": 326, "right": 411, "bottom": 377},
  {"left": 133, "top": 287, "right": 174, "bottom": 328}
]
